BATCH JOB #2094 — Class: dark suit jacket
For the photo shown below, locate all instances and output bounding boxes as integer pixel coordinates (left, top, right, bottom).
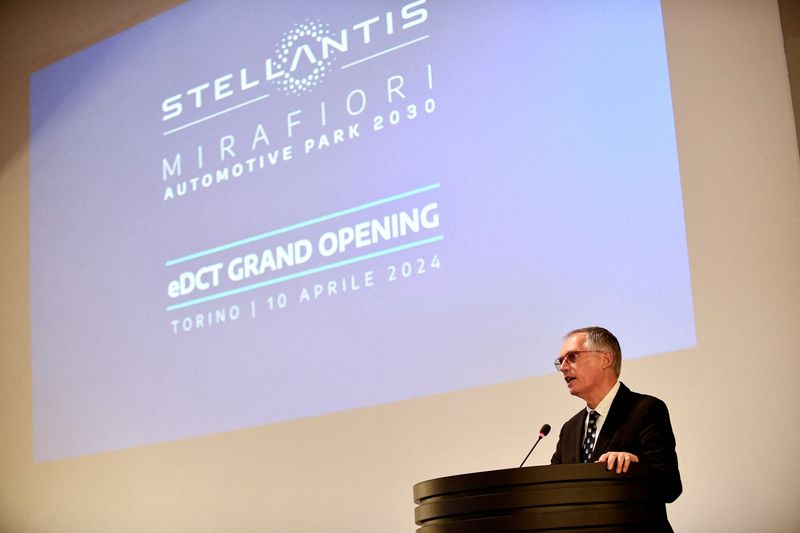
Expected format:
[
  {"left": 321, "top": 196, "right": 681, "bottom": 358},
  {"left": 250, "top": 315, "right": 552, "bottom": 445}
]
[{"left": 551, "top": 382, "right": 682, "bottom": 528}]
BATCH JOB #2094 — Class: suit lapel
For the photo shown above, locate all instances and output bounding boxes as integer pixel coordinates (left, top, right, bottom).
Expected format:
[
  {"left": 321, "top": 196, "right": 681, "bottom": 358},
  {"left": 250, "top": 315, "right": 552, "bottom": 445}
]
[
  {"left": 591, "top": 382, "right": 631, "bottom": 461},
  {"left": 572, "top": 410, "right": 588, "bottom": 463},
  {"left": 560, "top": 409, "right": 587, "bottom": 464}
]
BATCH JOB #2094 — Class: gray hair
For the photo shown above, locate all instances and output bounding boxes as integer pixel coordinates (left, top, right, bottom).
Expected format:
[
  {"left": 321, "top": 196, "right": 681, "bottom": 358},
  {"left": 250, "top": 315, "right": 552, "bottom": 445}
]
[{"left": 565, "top": 326, "right": 622, "bottom": 377}]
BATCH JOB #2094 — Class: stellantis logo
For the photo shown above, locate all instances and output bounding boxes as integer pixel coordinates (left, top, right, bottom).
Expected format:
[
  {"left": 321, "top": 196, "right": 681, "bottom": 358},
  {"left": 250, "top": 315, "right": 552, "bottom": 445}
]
[{"left": 161, "top": 0, "right": 428, "bottom": 121}]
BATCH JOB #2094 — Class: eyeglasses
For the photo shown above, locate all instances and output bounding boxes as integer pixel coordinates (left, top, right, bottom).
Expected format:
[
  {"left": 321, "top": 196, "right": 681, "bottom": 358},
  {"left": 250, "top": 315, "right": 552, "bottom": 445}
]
[{"left": 553, "top": 350, "right": 607, "bottom": 370}]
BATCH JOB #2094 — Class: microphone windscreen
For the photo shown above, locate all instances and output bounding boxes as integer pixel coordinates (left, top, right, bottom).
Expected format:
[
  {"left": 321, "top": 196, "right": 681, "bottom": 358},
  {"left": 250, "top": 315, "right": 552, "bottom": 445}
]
[{"left": 540, "top": 424, "right": 551, "bottom": 437}]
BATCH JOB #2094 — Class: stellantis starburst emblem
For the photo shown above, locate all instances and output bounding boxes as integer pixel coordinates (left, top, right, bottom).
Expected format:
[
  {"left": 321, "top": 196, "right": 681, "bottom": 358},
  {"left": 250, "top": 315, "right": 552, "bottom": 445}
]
[{"left": 273, "top": 19, "right": 337, "bottom": 95}]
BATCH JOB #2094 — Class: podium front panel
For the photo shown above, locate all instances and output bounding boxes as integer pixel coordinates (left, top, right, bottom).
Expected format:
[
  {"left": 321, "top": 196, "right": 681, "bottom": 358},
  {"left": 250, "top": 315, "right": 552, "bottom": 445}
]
[{"left": 413, "top": 463, "right": 667, "bottom": 532}]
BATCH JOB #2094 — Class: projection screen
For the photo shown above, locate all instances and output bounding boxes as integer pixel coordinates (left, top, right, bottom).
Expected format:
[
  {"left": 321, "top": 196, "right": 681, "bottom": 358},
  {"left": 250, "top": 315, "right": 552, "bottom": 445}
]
[{"left": 29, "top": 0, "right": 695, "bottom": 462}]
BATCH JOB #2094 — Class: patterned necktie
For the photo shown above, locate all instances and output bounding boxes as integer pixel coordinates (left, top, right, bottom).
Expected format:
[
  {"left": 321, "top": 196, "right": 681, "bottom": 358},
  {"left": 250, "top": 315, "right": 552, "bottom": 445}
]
[{"left": 582, "top": 410, "right": 600, "bottom": 463}]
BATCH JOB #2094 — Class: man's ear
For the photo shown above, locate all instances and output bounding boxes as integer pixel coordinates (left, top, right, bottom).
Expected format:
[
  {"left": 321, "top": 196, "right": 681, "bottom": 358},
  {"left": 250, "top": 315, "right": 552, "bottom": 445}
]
[{"left": 601, "top": 351, "right": 613, "bottom": 370}]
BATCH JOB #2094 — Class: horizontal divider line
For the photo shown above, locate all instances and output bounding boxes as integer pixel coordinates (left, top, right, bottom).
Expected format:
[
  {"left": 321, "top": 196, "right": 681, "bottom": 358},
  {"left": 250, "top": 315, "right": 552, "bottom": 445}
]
[
  {"left": 340, "top": 35, "right": 429, "bottom": 70},
  {"left": 162, "top": 93, "right": 271, "bottom": 136}
]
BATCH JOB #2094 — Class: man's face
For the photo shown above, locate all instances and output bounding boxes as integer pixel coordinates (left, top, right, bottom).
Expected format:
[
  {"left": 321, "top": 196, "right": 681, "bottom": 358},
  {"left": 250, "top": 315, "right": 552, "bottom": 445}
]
[{"left": 557, "top": 332, "right": 607, "bottom": 402}]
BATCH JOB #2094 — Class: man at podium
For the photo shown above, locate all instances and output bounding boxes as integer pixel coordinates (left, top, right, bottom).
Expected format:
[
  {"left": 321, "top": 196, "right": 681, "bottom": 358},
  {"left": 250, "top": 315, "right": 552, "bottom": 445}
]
[{"left": 550, "top": 327, "right": 682, "bottom": 525}]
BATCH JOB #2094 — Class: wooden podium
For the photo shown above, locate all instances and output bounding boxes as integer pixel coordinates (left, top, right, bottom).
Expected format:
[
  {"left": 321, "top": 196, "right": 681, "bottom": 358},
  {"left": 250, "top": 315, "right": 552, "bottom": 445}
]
[{"left": 413, "top": 463, "right": 669, "bottom": 532}]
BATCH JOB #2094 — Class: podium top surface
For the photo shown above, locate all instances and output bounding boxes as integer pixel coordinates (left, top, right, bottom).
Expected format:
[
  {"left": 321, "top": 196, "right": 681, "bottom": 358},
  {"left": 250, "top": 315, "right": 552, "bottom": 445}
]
[{"left": 413, "top": 462, "right": 651, "bottom": 504}]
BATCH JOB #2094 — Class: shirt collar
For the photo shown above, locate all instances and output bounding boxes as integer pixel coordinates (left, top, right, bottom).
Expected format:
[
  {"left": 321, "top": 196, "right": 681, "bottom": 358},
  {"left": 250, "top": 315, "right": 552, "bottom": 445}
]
[{"left": 587, "top": 380, "right": 621, "bottom": 418}]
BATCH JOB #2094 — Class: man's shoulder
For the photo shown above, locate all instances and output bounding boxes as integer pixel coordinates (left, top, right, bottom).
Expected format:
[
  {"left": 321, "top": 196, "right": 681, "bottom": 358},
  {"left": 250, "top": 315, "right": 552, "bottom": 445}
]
[
  {"left": 615, "top": 383, "right": 670, "bottom": 414},
  {"left": 561, "top": 408, "right": 586, "bottom": 429}
]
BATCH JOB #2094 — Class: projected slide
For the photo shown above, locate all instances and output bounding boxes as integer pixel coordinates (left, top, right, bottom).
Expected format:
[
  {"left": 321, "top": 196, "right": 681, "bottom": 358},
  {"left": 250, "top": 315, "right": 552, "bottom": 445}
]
[{"left": 30, "top": 0, "right": 695, "bottom": 461}]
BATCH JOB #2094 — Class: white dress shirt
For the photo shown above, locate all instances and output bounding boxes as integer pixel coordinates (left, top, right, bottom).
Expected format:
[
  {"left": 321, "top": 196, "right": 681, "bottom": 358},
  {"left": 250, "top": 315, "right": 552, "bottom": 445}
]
[{"left": 583, "top": 380, "right": 621, "bottom": 453}]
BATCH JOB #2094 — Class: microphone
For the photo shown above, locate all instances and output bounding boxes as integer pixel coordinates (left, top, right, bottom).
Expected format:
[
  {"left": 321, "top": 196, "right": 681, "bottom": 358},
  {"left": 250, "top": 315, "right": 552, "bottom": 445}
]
[{"left": 518, "top": 424, "right": 551, "bottom": 468}]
